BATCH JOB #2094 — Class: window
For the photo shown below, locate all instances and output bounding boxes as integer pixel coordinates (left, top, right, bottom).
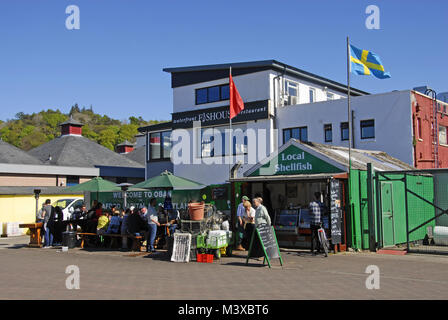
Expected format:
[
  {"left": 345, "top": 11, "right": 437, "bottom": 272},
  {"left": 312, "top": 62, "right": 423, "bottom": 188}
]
[
  {"left": 162, "top": 131, "right": 171, "bottom": 158},
  {"left": 195, "top": 84, "right": 230, "bottom": 105},
  {"left": 200, "top": 127, "right": 247, "bottom": 157},
  {"left": 149, "top": 131, "right": 171, "bottom": 160},
  {"left": 66, "top": 176, "right": 80, "bottom": 187},
  {"left": 285, "top": 80, "right": 299, "bottom": 97},
  {"left": 326, "top": 92, "right": 334, "bottom": 100},
  {"left": 340, "top": 122, "right": 349, "bottom": 141},
  {"left": 360, "top": 119, "right": 375, "bottom": 139},
  {"left": 283, "top": 127, "right": 308, "bottom": 143},
  {"left": 417, "top": 117, "right": 422, "bottom": 139},
  {"left": 309, "top": 88, "right": 316, "bottom": 103},
  {"left": 324, "top": 124, "right": 332, "bottom": 142},
  {"left": 439, "top": 126, "right": 447, "bottom": 145}
]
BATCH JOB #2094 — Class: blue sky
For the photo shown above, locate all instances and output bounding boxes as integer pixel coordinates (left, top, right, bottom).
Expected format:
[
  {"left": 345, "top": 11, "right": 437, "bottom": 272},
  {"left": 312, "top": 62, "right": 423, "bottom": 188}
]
[{"left": 0, "top": 0, "right": 446, "bottom": 121}]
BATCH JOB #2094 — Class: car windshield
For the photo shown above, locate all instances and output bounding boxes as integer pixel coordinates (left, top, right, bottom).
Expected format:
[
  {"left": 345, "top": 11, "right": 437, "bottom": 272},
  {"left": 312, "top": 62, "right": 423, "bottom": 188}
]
[{"left": 52, "top": 199, "right": 74, "bottom": 210}]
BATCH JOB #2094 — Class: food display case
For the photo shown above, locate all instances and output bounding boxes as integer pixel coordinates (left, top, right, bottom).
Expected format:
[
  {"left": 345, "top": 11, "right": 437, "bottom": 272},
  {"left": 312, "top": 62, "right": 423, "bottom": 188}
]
[{"left": 274, "top": 209, "right": 299, "bottom": 235}]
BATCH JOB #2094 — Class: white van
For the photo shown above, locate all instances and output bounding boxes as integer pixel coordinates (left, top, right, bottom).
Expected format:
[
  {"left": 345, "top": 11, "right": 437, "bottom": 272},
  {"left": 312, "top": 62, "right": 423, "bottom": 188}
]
[{"left": 52, "top": 198, "right": 84, "bottom": 220}]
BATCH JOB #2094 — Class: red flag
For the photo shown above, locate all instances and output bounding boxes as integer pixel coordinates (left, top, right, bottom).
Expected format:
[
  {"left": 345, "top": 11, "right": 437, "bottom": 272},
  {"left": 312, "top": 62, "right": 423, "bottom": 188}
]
[{"left": 229, "top": 73, "right": 244, "bottom": 119}]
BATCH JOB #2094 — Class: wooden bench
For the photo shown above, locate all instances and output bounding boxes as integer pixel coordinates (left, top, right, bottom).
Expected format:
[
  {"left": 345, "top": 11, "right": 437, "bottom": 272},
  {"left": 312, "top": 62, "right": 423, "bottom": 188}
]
[{"left": 76, "top": 232, "right": 143, "bottom": 251}]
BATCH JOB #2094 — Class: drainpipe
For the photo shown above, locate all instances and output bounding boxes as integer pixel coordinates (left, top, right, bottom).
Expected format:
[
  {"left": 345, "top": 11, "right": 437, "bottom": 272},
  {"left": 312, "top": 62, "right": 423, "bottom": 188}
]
[
  {"left": 272, "top": 66, "right": 286, "bottom": 152},
  {"left": 351, "top": 110, "right": 355, "bottom": 149}
]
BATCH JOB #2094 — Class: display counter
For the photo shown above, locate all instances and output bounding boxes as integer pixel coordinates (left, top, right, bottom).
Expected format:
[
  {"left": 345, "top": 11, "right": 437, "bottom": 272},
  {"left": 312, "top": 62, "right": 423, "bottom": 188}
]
[{"left": 273, "top": 208, "right": 329, "bottom": 248}]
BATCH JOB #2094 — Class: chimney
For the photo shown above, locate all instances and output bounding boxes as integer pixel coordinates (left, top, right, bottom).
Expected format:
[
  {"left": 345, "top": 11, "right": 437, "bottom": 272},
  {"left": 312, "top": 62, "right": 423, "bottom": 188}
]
[
  {"left": 59, "top": 116, "right": 83, "bottom": 136},
  {"left": 116, "top": 140, "right": 135, "bottom": 154}
]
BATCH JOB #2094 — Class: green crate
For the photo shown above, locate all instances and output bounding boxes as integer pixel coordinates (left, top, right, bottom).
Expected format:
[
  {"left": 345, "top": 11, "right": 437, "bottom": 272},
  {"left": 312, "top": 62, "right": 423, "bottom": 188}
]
[{"left": 196, "top": 234, "right": 206, "bottom": 249}]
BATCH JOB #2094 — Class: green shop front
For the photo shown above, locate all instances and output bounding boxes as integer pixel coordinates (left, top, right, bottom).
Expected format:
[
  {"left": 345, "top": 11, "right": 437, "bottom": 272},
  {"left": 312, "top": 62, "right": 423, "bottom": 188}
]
[
  {"left": 230, "top": 140, "right": 350, "bottom": 251},
  {"left": 230, "top": 139, "right": 434, "bottom": 251}
]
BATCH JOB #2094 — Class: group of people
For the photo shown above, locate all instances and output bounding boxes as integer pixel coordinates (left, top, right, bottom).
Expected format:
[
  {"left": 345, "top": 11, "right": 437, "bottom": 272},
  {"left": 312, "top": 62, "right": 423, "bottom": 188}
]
[
  {"left": 234, "top": 191, "right": 326, "bottom": 255},
  {"left": 36, "top": 198, "right": 179, "bottom": 252},
  {"left": 36, "top": 199, "right": 65, "bottom": 248},
  {"left": 235, "top": 195, "right": 272, "bottom": 251}
]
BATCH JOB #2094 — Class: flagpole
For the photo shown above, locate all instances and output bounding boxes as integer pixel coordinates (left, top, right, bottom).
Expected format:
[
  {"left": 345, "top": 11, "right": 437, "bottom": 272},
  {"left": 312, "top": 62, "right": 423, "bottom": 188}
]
[
  {"left": 346, "top": 36, "right": 352, "bottom": 213},
  {"left": 229, "top": 66, "right": 232, "bottom": 181}
]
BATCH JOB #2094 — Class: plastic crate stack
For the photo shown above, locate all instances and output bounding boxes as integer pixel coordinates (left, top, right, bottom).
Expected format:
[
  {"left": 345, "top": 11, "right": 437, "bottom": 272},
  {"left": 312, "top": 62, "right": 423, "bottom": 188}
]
[{"left": 179, "top": 219, "right": 206, "bottom": 261}]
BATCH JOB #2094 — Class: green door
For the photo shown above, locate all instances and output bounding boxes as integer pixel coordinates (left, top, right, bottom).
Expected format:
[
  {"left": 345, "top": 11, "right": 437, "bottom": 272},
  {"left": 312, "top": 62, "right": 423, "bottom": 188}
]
[{"left": 381, "top": 182, "right": 395, "bottom": 247}]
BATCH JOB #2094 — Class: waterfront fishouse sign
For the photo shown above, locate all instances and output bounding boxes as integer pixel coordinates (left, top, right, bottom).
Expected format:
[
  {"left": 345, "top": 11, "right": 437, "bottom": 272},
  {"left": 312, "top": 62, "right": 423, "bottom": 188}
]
[
  {"left": 172, "top": 100, "right": 269, "bottom": 129},
  {"left": 248, "top": 144, "right": 344, "bottom": 177}
]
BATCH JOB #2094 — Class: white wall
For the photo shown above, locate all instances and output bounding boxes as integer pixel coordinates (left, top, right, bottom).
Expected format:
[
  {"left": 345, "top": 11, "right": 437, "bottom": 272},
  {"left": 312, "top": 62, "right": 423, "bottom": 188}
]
[
  {"left": 277, "top": 90, "right": 414, "bottom": 165},
  {"left": 173, "top": 119, "right": 274, "bottom": 185}
]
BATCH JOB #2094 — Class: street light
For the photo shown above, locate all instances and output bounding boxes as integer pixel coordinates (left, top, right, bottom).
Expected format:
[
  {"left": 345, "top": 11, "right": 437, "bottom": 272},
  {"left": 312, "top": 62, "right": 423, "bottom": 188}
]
[{"left": 33, "top": 189, "right": 41, "bottom": 221}]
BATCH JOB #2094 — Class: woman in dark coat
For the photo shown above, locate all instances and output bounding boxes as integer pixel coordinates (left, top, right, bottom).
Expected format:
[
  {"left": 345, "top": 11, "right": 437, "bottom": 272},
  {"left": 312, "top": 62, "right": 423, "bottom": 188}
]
[{"left": 49, "top": 206, "right": 64, "bottom": 245}]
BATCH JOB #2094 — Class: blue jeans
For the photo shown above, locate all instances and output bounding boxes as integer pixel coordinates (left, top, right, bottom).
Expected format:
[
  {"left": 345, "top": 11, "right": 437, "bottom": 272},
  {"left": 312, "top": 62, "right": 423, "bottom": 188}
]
[
  {"left": 147, "top": 224, "right": 157, "bottom": 251},
  {"left": 44, "top": 225, "right": 53, "bottom": 247}
]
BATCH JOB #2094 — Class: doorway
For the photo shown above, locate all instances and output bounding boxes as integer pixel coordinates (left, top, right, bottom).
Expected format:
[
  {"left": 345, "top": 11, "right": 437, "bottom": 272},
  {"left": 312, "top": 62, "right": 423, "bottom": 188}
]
[{"left": 381, "top": 182, "right": 395, "bottom": 247}]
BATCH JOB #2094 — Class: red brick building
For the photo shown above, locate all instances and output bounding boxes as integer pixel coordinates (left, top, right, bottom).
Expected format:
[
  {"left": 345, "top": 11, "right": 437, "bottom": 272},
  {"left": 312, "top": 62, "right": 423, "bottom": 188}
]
[{"left": 412, "top": 90, "right": 448, "bottom": 169}]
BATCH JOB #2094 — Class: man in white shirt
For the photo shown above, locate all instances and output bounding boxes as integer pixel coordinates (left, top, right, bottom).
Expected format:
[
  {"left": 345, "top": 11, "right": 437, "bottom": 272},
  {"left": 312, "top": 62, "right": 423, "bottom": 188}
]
[
  {"left": 236, "top": 196, "right": 249, "bottom": 251},
  {"left": 146, "top": 199, "right": 160, "bottom": 253}
]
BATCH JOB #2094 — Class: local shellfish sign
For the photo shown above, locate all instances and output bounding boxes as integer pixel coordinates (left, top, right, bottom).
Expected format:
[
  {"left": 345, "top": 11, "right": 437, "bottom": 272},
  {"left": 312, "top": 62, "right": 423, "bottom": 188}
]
[{"left": 249, "top": 144, "right": 344, "bottom": 176}]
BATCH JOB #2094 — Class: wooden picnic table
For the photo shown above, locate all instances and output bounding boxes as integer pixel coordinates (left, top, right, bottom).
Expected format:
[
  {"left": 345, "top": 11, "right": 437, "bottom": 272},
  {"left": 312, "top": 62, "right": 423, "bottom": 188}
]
[{"left": 19, "top": 223, "right": 43, "bottom": 248}]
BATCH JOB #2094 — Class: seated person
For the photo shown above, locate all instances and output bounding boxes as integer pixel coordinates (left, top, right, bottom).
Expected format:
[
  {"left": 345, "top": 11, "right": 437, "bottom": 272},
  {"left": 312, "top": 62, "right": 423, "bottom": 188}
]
[
  {"left": 127, "top": 208, "right": 147, "bottom": 236},
  {"left": 166, "top": 209, "right": 180, "bottom": 235},
  {"left": 106, "top": 210, "right": 122, "bottom": 234},
  {"left": 96, "top": 212, "right": 110, "bottom": 235}
]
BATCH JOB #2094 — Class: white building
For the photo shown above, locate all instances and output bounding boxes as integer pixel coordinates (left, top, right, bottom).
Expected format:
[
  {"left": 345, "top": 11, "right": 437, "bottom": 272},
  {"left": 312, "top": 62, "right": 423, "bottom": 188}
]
[
  {"left": 277, "top": 90, "right": 415, "bottom": 166},
  {"left": 138, "top": 60, "right": 367, "bottom": 185}
]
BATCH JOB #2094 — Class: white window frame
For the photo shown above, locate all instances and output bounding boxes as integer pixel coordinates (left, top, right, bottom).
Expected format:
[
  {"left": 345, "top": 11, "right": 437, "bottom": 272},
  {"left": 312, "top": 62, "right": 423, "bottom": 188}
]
[
  {"left": 439, "top": 125, "right": 447, "bottom": 146},
  {"left": 309, "top": 87, "right": 316, "bottom": 103}
]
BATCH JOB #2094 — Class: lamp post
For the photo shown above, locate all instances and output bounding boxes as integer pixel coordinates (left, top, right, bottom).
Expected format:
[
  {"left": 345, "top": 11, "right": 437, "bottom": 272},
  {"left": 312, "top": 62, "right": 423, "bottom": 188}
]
[
  {"left": 117, "top": 183, "right": 133, "bottom": 209},
  {"left": 33, "top": 189, "right": 41, "bottom": 221}
]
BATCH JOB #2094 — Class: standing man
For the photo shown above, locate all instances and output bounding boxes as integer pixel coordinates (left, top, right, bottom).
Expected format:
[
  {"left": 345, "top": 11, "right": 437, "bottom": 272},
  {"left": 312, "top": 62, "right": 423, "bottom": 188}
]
[
  {"left": 42, "top": 199, "right": 53, "bottom": 248},
  {"left": 252, "top": 197, "right": 271, "bottom": 228},
  {"left": 309, "top": 192, "right": 324, "bottom": 255},
  {"left": 146, "top": 198, "right": 160, "bottom": 253},
  {"left": 235, "top": 196, "right": 249, "bottom": 251},
  {"left": 36, "top": 202, "right": 46, "bottom": 245}
]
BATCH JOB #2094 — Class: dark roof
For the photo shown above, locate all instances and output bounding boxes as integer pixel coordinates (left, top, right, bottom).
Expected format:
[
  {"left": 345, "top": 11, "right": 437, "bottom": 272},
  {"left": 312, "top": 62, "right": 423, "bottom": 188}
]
[
  {"left": 163, "top": 59, "right": 369, "bottom": 96},
  {"left": 138, "top": 121, "right": 172, "bottom": 133},
  {"left": 59, "top": 116, "right": 83, "bottom": 127},
  {"left": 28, "top": 135, "right": 144, "bottom": 168},
  {"left": 123, "top": 146, "right": 146, "bottom": 166},
  {"left": 117, "top": 140, "right": 134, "bottom": 147},
  {"left": 0, "top": 140, "right": 43, "bottom": 165}
]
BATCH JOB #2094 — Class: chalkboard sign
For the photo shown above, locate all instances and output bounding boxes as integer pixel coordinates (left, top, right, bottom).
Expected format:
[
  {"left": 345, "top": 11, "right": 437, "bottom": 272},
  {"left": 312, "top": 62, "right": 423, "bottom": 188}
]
[
  {"left": 211, "top": 187, "right": 227, "bottom": 200},
  {"left": 330, "top": 179, "right": 342, "bottom": 244},
  {"left": 246, "top": 224, "right": 283, "bottom": 268}
]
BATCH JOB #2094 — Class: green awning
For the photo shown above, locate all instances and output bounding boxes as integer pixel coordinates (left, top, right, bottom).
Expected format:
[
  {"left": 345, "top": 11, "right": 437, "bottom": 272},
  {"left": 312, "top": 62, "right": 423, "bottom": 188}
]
[
  {"left": 65, "top": 177, "right": 122, "bottom": 192},
  {"left": 132, "top": 170, "right": 205, "bottom": 190}
]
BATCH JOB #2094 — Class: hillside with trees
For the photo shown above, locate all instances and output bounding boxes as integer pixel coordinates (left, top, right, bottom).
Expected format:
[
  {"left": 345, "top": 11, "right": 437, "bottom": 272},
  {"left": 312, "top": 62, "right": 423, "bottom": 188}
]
[{"left": 0, "top": 104, "right": 165, "bottom": 151}]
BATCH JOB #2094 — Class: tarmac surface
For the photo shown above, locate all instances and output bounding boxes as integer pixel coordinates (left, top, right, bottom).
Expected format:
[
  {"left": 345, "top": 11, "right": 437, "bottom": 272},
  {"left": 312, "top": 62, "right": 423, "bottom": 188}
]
[{"left": 1, "top": 236, "right": 448, "bottom": 300}]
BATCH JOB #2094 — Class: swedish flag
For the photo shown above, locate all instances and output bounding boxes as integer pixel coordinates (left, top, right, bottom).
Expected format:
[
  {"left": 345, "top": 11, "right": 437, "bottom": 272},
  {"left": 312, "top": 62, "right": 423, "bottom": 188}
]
[{"left": 350, "top": 44, "right": 391, "bottom": 79}]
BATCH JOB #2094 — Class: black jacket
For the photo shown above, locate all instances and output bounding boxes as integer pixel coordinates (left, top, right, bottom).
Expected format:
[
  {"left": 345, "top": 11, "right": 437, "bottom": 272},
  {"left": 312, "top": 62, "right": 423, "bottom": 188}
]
[{"left": 127, "top": 213, "right": 147, "bottom": 234}]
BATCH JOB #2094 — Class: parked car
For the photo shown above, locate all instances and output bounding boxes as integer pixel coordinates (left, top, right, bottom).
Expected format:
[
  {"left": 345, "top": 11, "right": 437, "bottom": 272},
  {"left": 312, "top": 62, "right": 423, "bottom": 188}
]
[{"left": 52, "top": 198, "right": 84, "bottom": 220}]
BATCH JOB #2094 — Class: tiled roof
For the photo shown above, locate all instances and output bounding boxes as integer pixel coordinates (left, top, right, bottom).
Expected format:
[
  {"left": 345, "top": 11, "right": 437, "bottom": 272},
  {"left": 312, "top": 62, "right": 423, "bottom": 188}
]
[
  {"left": 123, "top": 145, "right": 146, "bottom": 166},
  {"left": 28, "top": 135, "right": 144, "bottom": 168},
  {"left": 0, "top": 140, "right": 43, "bottom": 165}
]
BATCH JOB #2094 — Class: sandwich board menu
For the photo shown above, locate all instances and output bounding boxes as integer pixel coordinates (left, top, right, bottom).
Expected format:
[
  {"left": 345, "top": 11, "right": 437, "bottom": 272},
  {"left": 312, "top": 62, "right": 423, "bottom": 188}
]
[
  {"left": 330, "top": 179, "right": 342, "bottom": 244},
  {"left": 246, "top": 224, "right": 283, "bottom": 268}
]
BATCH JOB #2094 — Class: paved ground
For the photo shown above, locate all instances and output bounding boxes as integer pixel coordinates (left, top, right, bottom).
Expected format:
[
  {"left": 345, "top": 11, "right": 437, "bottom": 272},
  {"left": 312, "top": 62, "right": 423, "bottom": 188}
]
[{"left": 1, "top": 236, "right": 448, "bottom": 300}]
